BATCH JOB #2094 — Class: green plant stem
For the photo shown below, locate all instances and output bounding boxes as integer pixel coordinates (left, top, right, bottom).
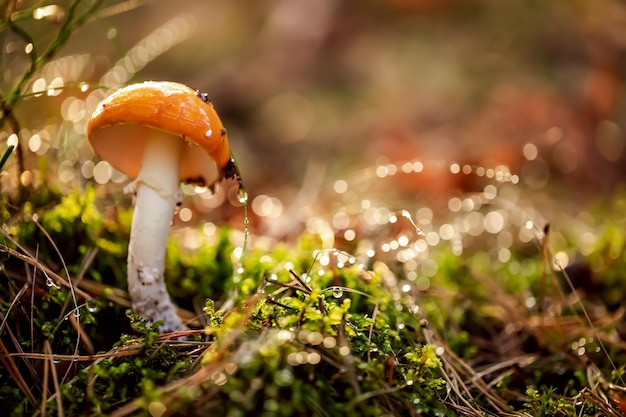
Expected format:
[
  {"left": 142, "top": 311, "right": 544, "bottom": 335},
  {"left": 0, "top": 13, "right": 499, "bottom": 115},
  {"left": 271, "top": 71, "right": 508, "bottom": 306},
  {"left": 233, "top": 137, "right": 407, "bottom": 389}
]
[
  {"left": 3, "top": 0, "right": 103, "bottom": 110},
  {"left": 0, "top": 0, "right": 103, "bottom": 201},
  {"left": 0, "top": 145, "right": 15, "bottom": 171}
]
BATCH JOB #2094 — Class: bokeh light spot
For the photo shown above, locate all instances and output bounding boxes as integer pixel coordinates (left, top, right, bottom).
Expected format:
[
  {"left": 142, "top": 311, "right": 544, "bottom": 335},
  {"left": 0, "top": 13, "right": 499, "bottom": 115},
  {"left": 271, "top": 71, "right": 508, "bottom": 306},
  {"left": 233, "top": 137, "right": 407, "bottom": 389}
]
[
  {"left": 334, "top": 179, "right": 348, "bottom": 194},
  {"left": 252, "top": 195, "right": 283, "bottom": 218},
  {"left": 595, "top": 120, "right": 624, "bottom": 162},
  {"left": 179, "top": 207, "right": 192, "bottom": 222},
  {"left": 484, "top": 211, "right": 505, "bottom": 234},
  {"left": 523, "top": 143, "right": 538, "bottom": 161},
  {"left": 93, "top": 161, "right": 112, "bottom": 184}
]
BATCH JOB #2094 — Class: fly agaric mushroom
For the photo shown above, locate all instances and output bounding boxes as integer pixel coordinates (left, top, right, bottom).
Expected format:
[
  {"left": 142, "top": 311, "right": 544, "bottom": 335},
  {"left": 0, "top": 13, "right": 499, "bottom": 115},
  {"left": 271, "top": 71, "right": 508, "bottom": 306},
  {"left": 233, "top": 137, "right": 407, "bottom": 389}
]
[{"left": 87, "top": 81, "right": 237, "bottom": 333}]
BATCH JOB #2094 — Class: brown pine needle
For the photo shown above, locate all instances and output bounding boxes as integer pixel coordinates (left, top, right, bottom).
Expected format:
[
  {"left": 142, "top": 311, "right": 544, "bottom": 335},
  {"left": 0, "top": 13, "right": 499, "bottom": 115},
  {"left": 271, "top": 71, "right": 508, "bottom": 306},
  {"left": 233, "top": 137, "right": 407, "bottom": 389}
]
[{"left": 0, "top": 337, "right": 36, "bottom": 406}]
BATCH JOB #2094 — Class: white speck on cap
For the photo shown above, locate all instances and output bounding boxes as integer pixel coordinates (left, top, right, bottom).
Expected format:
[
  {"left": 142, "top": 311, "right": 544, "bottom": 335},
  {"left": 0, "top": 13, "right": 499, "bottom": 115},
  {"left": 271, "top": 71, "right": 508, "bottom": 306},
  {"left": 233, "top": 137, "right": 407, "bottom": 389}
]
[{"left": 205, "top": 129, "right": 213, "bottom": 138}]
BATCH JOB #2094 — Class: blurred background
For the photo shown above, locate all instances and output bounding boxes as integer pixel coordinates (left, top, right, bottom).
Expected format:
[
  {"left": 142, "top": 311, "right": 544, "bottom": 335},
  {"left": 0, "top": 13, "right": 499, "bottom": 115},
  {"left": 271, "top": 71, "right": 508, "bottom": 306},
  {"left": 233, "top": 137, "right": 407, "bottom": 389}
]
[{"left": 2, "top": 0, "right": 626, "bottom": 248}]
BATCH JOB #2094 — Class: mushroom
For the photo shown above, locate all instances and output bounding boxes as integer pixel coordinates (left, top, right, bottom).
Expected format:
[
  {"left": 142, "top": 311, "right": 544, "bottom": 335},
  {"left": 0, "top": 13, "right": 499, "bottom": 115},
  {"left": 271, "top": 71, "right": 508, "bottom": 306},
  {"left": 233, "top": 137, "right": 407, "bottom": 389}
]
[{"left": 87, "top": 81, "right": 236, "bottom": 333}]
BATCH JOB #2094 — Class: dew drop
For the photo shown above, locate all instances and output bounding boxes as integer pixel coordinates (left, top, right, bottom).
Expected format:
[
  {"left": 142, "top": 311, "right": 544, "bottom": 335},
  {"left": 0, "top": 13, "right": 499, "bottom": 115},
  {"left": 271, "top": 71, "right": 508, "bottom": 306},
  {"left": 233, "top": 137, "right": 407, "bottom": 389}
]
[
  {"left": 46, "top": 277, "right": 60, "bottom": 289},
  {"left": 237, "top": 188, "right": 248, "bottom": 204},
  {"left": 86, "top": 299, "right": 99, "bottom": 313},
  {"left": 401, "top": 210, "right": 425, "bottom": 236},
  {"left": 331, "top": 287, "right": 343, "bottom": 298}
]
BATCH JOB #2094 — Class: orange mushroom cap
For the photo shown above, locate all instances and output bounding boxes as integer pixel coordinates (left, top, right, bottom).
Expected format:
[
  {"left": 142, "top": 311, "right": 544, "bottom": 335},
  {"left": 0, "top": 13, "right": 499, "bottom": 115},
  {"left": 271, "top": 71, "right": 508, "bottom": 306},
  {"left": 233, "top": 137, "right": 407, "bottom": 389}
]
[{"left": 87, "top": 81, "right": 231, "bottom": 187}]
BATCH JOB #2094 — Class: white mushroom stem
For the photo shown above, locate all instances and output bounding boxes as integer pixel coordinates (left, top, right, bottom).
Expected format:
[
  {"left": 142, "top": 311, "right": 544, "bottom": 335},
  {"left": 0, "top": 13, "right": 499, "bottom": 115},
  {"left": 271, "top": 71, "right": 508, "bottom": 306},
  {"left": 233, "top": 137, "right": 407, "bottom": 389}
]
[{"left": 126, "top": 130, "right": 186, "bottom": 333}]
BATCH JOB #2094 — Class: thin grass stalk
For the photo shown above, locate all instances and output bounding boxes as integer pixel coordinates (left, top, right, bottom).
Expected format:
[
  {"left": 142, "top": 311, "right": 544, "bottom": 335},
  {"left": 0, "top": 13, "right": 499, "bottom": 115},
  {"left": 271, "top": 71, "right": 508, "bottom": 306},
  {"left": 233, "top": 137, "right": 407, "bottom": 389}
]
[{"left": 44, "top": 339, "right": 64, "bottom": 417}]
